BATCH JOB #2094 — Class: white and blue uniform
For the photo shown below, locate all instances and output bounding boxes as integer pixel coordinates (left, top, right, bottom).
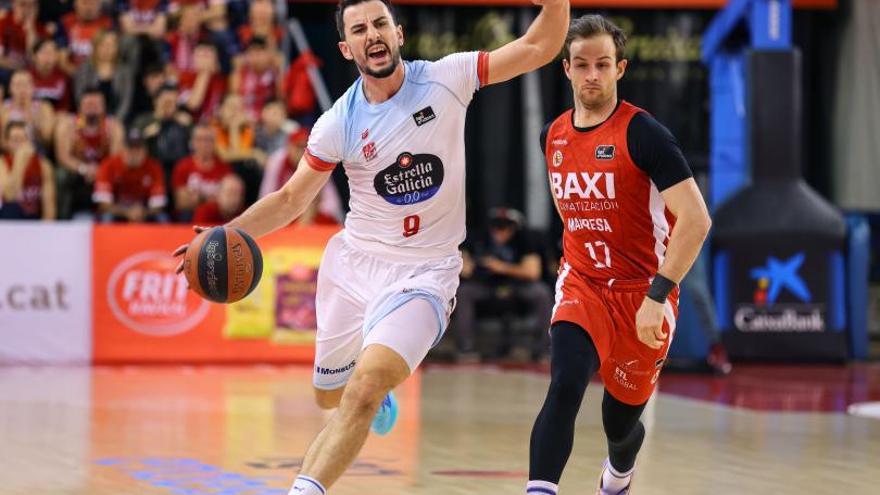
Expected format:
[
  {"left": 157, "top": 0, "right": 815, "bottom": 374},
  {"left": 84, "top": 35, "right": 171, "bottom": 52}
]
[{"left": 306, "top": 51, "right": 489, "bottom": 389}]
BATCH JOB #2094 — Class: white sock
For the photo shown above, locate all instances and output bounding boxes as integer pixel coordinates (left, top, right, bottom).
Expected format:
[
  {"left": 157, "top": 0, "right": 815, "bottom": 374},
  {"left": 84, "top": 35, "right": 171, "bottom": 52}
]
[
  {"left": 526, "top": 479, "right": 558, "bottom": 495},
  {"left": 288, "top": 475, "right": 326, "bottom": 495},
  {"left": 601, "top": 459, "right": 634, "bottom": 494}
]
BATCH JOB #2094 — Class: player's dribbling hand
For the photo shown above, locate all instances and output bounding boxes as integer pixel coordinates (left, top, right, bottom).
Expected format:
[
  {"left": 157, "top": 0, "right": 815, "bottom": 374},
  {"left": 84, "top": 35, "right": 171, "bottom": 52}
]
[
  {"left": 172, "top": 225, "right": 210, "bottom": 275},
  {"left": 635, "top": 297, "right": 667, "bottom": 350}
]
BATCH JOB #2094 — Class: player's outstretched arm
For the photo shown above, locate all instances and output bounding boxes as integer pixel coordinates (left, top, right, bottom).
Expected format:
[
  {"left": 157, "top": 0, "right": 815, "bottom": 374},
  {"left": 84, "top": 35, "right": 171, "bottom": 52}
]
[{"left": 484, "top": 0, "right": 570, "bottom": 86}]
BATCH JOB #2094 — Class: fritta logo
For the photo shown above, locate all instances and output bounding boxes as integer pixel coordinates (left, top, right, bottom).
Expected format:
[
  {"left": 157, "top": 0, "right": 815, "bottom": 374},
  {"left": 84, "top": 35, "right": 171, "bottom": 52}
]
[
  {"left": 750, "top": 253, "right": 810, "bottom": 307},
  {"left": 108, "top": 252, "right": 210, "bottom": 336}
]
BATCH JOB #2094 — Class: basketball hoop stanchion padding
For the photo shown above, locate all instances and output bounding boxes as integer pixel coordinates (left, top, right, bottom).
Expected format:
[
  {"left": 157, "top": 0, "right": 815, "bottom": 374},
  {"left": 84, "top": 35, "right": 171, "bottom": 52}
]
[
  {"left": 712, "top": 50, "right": 848, "bottom": 361},
  {"left": 700, "top": 0, "right": 869, "bottom": 361}
]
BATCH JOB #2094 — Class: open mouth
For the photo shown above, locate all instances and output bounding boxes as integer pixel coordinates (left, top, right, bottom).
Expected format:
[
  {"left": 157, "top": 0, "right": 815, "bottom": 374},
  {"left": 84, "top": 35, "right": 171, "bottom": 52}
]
[{"left": 367, "top": 44, "right": 389, "bottom": 63}]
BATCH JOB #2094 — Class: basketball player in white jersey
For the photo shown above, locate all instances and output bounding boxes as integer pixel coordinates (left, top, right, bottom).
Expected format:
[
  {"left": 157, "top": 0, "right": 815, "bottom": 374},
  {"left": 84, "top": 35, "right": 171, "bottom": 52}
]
[{"left": 174, "top": 0, "right": 569, "bottom": 493}]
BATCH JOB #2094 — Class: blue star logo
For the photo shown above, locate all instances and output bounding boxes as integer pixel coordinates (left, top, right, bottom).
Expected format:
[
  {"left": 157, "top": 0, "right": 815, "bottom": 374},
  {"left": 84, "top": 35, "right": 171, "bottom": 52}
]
[{"left": 749, "top": 253, "right": 811, "bottom": 305}]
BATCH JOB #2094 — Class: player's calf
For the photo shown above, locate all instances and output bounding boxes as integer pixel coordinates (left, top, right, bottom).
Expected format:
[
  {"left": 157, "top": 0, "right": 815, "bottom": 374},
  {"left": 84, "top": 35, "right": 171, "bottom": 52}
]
[{"left": 314, "top": 387, "right": 345, "bottom": 410}]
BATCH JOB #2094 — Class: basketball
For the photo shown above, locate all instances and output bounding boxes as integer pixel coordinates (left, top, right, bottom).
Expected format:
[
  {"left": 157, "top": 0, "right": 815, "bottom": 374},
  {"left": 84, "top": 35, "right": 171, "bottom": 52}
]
[{"left": 183, "top": 226, "right": 263, "bottom": 304}]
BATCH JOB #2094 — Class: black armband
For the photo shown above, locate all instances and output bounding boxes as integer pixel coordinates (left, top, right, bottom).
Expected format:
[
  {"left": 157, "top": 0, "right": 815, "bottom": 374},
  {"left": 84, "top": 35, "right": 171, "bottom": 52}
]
[{"left": 646, "top": 274, "right": 676, "bottom": 303}]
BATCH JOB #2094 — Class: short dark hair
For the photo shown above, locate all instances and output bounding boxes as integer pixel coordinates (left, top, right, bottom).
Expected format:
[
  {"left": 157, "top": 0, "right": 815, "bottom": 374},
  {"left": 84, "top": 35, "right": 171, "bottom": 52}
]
[
  {"left": 81, "top": 86, "right": 104, "bottom": 99},
  {"left": 563, "top": 15, "right": 627, "bottom": 62},
  {"left": 32, "top": 37, "right": 56, "bottom": 54},
  {"left": 195, "top": 39, "right": 218, "bottom": 51},
  {"left": 4, "top": 121, "right": 27, "bottom": 139},
  {"left": 335, "top": 0, "right": 398, "bottom": 40}
]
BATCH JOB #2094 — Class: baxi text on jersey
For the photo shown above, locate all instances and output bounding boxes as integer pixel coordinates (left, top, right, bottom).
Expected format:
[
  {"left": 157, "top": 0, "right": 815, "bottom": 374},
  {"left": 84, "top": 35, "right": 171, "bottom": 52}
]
[
  {"left": 550, "top": 172, "right": 616, "bottom": 200},
  {"left": 567, "top": 217, "right": 613, "bottom": 233}
]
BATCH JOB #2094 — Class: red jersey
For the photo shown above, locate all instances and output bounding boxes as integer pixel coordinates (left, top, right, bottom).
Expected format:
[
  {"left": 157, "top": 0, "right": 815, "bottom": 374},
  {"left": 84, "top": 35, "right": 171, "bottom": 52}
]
[
  {"left": 177, "top": 70, "right": 227, "bottom": 122},
  {"left": 93, "top": 154, "right": 167, "bottom": 208},
  {"left": 2, "top": 152, "right": 44, "bottom": 217},
  {"left": 172, "top": 155, "right": 231, "bottom": 204},
  {"left": 236, "top": 65, "right": 277, "bottom": 121},
  {"left": 543, "top": 101, "right": 687, "bottom": 283},
  {"left": 0, "top": 13, "right": 51, "bottom": 65},
  {"left": 73, "top": 117, "right": 113, "bottom": 164},
  {"left": 165, "top": 31, "right": 204, "bottom": 73},
  {"left": 30, "top": 66, "right": 73, "bottom": 112},
  {"left": 61, "top": 13, "right": 114, "bottom": 65},
  {"left": 192, "top": 200, "right": 241, "bottom": 225}
]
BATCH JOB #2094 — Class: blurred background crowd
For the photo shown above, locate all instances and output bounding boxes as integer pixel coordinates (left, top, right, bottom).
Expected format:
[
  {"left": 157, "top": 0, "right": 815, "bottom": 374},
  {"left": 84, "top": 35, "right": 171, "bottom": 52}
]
[{"left": 0, "top": 0, "right": 342, "bottom": 226}]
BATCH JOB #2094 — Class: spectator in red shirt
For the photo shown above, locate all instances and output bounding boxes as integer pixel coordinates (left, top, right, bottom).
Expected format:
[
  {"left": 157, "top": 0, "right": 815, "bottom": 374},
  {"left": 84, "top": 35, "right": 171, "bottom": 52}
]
[
  {"left": 259, "top": 128, "right": 343, "bottom": 225},
  {"left": 93, "top": 127, "right": 168, "bottom": 223},
  {"left": 119, "top": 0, "right": 168, "bottom": 40},
  {"left": 192, "top": 173, "right": 244, "bottom": 225},
  {"left": 165, "top": 3, "right": 205, "bottom": 75},
  {"left": 55, "top": 88, "right": 124, "bottom": 218},
  {"left": 0, "top": 0, "right": 54, "bottom": 73},
  {"left": 0, "top": 121, "right": 55, "bottom": 220},
  {"left": 230, "top": 36, "right": 279, "bottom": 122},
  {"left": 0, "top": 69, "right": 55, "bottom": 148},
  {"left": 281, "top": 50, "right": 320, "bottom": 121},
  {"left": 59, "top": 0, "right": 114, "bottom": 74},
  {"left": 29, "top": 38, "right": 73, "bottom": 112},
  {"left": 172, "top": 123, "right": 231, "bottom": 221},
  {"left": 236, "top": 0, "right": 281, "bottom": 51},
  {"left": 177, "top": 41, "right": 226, "bottom": 122}
]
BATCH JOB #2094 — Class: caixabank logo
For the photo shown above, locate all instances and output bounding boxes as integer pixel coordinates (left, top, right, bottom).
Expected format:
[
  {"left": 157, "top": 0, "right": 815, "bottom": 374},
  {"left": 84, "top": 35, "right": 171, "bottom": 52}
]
[{"left": 734, "top": 252, "right": 824, "bottom": 333}]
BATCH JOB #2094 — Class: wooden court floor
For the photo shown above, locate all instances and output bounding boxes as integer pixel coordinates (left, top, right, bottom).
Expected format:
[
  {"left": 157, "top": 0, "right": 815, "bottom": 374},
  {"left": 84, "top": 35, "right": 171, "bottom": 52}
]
[{"left": 1, "top": 364, "right": 879, "bottom": 495}]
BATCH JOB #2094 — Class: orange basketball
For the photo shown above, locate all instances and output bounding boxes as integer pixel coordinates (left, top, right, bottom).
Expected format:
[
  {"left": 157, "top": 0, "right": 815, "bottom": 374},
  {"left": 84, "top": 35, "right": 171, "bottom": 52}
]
[{"left": 183, "top": 226, "right": 263, "bottom": 303}]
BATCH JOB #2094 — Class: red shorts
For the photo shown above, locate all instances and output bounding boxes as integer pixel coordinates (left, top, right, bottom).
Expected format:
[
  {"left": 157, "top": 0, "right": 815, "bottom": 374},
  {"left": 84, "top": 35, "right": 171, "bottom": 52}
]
[{"left": 551, "top": 262, "right": 679, "bottom": 405}]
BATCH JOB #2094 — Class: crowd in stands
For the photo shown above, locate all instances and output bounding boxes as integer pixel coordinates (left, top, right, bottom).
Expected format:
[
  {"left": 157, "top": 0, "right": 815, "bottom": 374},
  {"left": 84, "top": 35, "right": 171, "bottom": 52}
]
[{"left": 0, "top": 0, "right": 341, "bottom": 225}]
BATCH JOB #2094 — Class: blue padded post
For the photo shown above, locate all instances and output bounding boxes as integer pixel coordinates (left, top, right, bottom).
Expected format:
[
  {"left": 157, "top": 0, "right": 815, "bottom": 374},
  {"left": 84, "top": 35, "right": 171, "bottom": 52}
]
[{"left": 846, "top": 214, "right": 871, "bottom": 359}]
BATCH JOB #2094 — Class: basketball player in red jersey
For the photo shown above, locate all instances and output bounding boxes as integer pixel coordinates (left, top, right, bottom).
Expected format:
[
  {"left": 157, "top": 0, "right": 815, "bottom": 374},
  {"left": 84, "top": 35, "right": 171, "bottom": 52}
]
[{"left": 526, "top": 15, "right": 711, "bottom": 495}]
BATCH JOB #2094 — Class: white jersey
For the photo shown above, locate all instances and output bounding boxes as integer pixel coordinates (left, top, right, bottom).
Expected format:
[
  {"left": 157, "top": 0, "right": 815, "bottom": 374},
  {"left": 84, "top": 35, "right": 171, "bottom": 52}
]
[{"left": 305, "top": 51, "right": 489, "bottom": 261}]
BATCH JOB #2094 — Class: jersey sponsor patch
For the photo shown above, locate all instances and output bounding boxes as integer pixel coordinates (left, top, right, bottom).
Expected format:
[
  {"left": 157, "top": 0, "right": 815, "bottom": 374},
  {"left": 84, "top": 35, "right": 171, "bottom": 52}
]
[
  {"left": 373, "top": 152, "right": 444, "bottom": 205},
  {"left": 412, "top": 106, "right": 436, "bottom": 127},
  {"left": 595, "top": 145, "right": 615, "bottom": 160}
]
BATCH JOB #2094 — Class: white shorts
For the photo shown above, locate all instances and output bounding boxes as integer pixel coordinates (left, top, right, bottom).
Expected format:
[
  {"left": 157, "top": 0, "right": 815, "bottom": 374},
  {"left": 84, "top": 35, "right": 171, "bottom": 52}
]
[{"left": 312, "top": 232, "right": 462, "bottom": 390}]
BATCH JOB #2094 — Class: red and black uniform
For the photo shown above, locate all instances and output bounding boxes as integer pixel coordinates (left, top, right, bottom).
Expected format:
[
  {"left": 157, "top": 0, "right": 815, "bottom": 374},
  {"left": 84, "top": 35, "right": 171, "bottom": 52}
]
[
  {"left": 1, "top": 152, "right": 44, "bottom": 218},
  {"left": 541, "top": 100, "right": 692, "bottom": 405}
]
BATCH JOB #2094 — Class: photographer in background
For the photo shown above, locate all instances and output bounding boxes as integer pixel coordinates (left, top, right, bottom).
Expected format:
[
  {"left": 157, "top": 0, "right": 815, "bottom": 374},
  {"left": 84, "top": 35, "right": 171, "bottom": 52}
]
[{"left": 449, "top": 208, "right": 554, "bottom": 363}]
